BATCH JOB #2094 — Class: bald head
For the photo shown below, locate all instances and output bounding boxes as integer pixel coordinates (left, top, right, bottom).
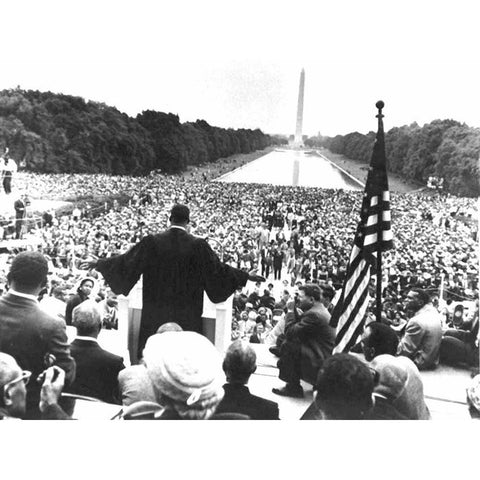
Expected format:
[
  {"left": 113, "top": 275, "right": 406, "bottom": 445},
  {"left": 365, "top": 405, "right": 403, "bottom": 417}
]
[
  {"left": 0, "top": 353, "right": 26, "bottom": 417},
  {"left": 222, "top": 341, "right": 257, "bottom": 385},
  {"left": 0, "top": 353, "right": 21, "bottom": 388},
  {"left": 72, "top": 300, "right": 102, "bottom": 337},
  {"left": 156, "top": 322, "right": 183, "bottom": 334}
]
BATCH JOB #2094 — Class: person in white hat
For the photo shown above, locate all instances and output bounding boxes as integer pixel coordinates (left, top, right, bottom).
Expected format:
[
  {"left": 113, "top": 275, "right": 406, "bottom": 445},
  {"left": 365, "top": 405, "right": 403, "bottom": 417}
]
[{"left": 142, "top": 331, "right": 225, "bottom": 420}]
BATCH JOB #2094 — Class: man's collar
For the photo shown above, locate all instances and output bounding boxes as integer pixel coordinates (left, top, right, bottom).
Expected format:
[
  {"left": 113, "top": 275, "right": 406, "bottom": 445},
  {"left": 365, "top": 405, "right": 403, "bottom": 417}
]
[
  {"left": 169, "top": 225, "right": 186, "bottom": 232},
  {"left": 8, "top": 289, "right": 38, "bottom": 303},
  {"left": 75, "top": 336, "right": 99, "bottom": 343}
]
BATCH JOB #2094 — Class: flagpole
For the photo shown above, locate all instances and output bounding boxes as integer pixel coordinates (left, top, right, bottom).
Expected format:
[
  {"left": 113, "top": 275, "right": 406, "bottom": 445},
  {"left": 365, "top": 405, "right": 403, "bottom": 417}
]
[{"left": 375, "top": 101, "right": 385, "bottom": 324}]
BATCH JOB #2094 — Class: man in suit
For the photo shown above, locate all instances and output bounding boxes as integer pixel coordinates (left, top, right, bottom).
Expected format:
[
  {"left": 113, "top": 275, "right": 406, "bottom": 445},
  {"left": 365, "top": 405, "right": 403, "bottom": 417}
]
[
  {"left": 0, "top": 251, "right": 76, "bottom": 418},
  {"left": 67, "top": 301, "right": 125, "bottom": 404},
  {"left": 215, "top": 341, "right": 279, "bottom": 420},
  {"left": 272, "top": 283, "right": 335, "bottom": 398},
  {"left": 398, "top": 289, "right": 443, "bottom": 370},
  {"left": 0, "top": 353, "right": 68, "bottom": 420},
  {"left": 85, "top": 204, "right": 264, "bottom": 355}
]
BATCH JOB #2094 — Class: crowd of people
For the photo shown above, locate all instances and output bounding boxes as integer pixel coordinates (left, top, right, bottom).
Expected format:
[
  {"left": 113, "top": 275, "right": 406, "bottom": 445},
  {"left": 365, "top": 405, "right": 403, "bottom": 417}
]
[{"left": 0, "top": 155, "right": 478, "bottom": 420}]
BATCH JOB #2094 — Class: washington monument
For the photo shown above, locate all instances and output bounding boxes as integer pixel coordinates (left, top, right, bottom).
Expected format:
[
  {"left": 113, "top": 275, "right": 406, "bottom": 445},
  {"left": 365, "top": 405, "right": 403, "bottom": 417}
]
[{"left": 294, "top": 68, "right": 305, "bottom": 147}]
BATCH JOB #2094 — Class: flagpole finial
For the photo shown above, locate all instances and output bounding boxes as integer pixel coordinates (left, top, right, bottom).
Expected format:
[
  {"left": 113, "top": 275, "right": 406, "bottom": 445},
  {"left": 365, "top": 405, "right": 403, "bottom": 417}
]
[{"left": 376, "top": 100, "right": 384, "bottom": 116}]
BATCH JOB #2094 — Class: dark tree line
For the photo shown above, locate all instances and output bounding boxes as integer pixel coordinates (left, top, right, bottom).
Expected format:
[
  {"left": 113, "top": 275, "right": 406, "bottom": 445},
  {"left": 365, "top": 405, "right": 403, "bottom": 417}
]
[
  {"left": 306, "top": 120, "right": 480, "bottom": 197},
  {"left": 0, "top": 89, "right": 286, "bottom": 175}
]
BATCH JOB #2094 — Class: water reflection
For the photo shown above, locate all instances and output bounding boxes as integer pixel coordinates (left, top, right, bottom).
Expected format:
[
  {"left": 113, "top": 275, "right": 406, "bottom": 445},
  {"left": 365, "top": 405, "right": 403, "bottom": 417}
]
[{"left": 216, "top": 150, "right": 362, "bottom": 190}]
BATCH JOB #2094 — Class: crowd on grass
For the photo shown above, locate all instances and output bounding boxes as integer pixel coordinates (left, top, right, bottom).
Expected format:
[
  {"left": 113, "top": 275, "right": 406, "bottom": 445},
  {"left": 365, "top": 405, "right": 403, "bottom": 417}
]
[{"left": 0, "top": 164, "right": 479, "bottom": 420}]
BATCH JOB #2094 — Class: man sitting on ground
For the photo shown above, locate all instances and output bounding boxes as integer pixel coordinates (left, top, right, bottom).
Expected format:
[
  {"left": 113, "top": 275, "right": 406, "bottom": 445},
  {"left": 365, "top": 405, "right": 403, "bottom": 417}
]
[
  {"left": 67, "top": 301, "right": 125, "bottom": 404},
  {"left": 398, "top": 289, "right": 443, "bottom": 370},
  {"left": 272, "top": 283, "right": 335, "bottom": 398},
  {"left": 363, "top": 321, "right": 430, "bottom": 420},
  {"left": 215, "top": 341, "right": 279, "bottom": 420}
]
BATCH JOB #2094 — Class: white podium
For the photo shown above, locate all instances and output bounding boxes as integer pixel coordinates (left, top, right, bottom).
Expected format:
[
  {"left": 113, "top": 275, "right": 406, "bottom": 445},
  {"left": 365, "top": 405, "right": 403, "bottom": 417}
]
[{"left": 117, "top": 278, "right": 232, "bottom": 365}]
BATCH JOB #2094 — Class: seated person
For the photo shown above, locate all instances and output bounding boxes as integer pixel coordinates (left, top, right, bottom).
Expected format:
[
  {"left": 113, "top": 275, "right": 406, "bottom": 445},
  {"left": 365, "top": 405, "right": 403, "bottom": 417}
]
[
  {"left": 370, "top": 354, "right": 430, "bottom": 420},
  {"left": 67, "top": 301, "right": 125, "bottom": 404},
  {"left": 215, "top": 341, "right": 279, "bottom": 420},
  {"left": 249, "top": 321, "right": 267, "bottom": 344},
  {"left": 314, "top": 353, "right": 407, "bottom": 420},
  {"left": 0, "top": 353, "right": 68, "bottom": 420},
  {"left": 364, "top": 321, "right": 430, "bottom": 419},
  {"left": 272, "top": 284, "right": 335, "bottom": 398},
  {"left": 397, "top": 289, "right": 443, "bottom": 370},
  {"left": 118, "top": 322, "right": 182, "bottom": 406},
  {"left": 440, "top": 313, "right": 479, "bottom": 369},
  {"left": 138, "top": 331, "right": 227, "bottom": 419}
]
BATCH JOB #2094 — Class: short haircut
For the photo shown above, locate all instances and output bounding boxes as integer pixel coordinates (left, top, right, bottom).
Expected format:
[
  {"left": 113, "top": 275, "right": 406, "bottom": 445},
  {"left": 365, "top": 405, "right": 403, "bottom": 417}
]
[
  {"left": 72, "top": 301, "right": 102, "bottom": 336},
  {"left": 320, "top": 283, "right": 335, "bottom": 302},
  {"left": 8, "top": 251, "right": 48, "bottom": 289},
  {"left": 315, "top": 354, "right": 374, "bottom": 419},
  {"left": 299, "top": 283, "right": 321, "bottom": 301},
  {"left": 409, "top": 289, "right": 430, "bottom": 306},
  {"left": 222, "top": 341, "right": 257, "bottom": 384},
  {"left": 170, "top": 204, "right": 190, "bottom": 224},
  {"left": 364, "top": 321, "right": 399, "bottom": 356}
]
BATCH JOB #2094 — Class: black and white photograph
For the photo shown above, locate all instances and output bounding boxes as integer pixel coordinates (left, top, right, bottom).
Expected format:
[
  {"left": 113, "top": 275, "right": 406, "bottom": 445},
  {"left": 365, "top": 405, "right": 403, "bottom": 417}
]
[{"left": 0, "top": 0, "right": 478, "bottom": 476}]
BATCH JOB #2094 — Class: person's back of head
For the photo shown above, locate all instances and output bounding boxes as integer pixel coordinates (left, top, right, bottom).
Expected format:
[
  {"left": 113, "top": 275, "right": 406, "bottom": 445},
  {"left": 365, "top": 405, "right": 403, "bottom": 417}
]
[
  {"left": 362, "top": 321, "right": 399, "bottom": 361},
  {"left": 319, "top": 283, "right": 335, "bottom": 304},
  {"left": 7, "top": 251, "right": 48, "bottom": 294},
  {"left": 72, "top": 300, "right": 102, "bottom": 338},
  {"left": 299, "top": 283, "right": 322, "bottom": 302},
  {"left": 170, "top": 204, "right": 190, "bottom": 226},
  {"left": 315, "top": 353, "right": 374, "bottom": 420},
  {"left": 223, "top": 340, "right": 257, "bottom": 385},
  {"left": 143, "top": 331, "right": 225, "bottom": 419}
]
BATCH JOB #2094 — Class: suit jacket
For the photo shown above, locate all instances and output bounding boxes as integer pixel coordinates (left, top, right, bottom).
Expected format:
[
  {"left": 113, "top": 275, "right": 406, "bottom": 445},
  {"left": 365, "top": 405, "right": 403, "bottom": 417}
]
[
  {"left": 365, "top": 395, "right": 409, "bottom": 420},
  {"left": 0, "top": 292, "right": 76, "bottom": 418},
  {"left": 67, "top": 338, "right": 125, "bottom": 404},
  {"left": 285, "top": 304, "right": 335, "bottom": 384},
  {"left": 96, "top": 227, "right": 250, "bottom": 354},
  {"left": 398, "top": 304, "right": 443, "bottom": 370},
  {"left": 215, "top": 383, "right": 280, "bottom": 420}
]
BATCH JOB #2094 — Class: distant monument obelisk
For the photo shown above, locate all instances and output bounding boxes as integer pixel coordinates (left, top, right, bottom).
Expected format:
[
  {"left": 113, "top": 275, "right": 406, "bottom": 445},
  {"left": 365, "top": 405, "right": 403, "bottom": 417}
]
[{"left": 293, "top": 68, "right": 305, "bottom": 147}]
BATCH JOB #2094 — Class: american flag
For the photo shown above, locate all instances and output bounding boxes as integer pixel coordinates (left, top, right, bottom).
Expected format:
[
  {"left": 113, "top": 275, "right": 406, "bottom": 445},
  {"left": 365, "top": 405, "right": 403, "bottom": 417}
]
[{"left": 330, "top": 101, "right": 393, "bottom": 353}]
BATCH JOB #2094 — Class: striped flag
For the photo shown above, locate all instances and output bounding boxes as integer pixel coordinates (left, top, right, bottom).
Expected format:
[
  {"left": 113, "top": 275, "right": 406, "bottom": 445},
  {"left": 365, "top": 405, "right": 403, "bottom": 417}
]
[{"left": 330, "top": 101, "right": 393, "bottom": 353}]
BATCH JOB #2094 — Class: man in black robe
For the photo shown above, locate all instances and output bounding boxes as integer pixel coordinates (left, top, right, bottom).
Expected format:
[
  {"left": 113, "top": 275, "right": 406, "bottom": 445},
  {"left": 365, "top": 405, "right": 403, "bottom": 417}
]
[{"left": 84, "top": 204, "right": 264, "bottom": 355}]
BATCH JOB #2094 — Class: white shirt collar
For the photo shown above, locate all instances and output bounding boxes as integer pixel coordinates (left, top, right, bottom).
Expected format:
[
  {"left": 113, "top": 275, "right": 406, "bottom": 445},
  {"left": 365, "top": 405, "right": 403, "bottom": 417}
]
[
  {"left": 75, "top": 336, "right": 99, "bottom": 343},
  {"left": 170, "top": 225, "right": 186, "bottom": 232},
  {"left": 8, "top": 289, "right": 38, "bottom": 303}
]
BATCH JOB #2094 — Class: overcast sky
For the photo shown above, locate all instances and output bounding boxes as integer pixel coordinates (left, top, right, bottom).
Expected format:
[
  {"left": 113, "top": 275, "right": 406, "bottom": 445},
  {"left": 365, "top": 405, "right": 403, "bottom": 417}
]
[{"left": 0, "top": 0, "right": 478, "bottom": 137}]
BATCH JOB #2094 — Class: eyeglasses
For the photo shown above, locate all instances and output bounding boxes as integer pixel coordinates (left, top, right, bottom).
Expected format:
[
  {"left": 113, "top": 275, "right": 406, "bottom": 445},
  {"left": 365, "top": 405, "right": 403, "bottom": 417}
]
[{"left": 3, "top": 370, "right": 32, "bottom": 391}]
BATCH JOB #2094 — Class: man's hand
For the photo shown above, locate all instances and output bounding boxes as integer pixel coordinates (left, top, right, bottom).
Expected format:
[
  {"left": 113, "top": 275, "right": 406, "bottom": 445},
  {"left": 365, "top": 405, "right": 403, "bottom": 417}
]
[
  {"left": 247, "top": 269, "right": 265, "bottom": 283},
  {"left": 39, "top": 366, "right": 65, "bottom": 413},
  {"left": 79, "top": 254, "right": 99, "bottom": 271}
]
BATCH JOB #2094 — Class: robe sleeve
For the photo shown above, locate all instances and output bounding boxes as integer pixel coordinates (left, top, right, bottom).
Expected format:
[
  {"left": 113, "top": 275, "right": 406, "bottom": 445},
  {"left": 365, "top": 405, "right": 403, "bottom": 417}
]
[
  {"left": 198, "top": 239, "right": 249, "bottom": 303},
  {"left": 96, "top": 236, "right": 153, "bottom": 296}
]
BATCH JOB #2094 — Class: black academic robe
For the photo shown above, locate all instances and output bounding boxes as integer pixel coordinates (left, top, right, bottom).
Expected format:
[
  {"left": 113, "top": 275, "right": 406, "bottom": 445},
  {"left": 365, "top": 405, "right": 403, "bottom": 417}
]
[{"left": 96, "top": 227, "right": 249, "bottom": 354}]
